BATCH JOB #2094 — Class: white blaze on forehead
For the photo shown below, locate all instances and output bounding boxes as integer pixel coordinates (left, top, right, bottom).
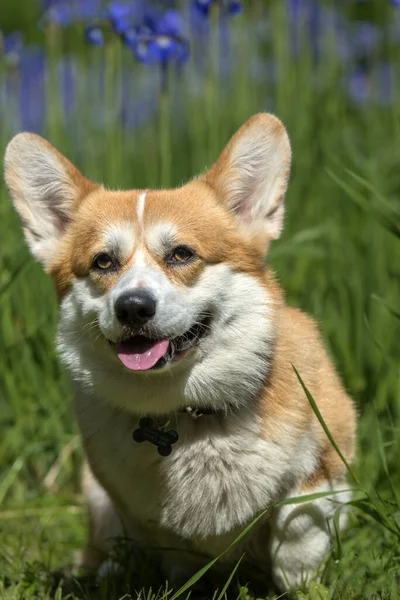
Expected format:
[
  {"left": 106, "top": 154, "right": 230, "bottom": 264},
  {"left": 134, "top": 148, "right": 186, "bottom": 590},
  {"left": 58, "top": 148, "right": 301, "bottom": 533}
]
[
  {"left": 133, "top": 248, "right": 147, "bottom": 269},
  {"left": 136, "top": 192, "right": 146, "bottom": 232},
  {"left": 102, "top": 222, "right": 135, "bottom": 260}
]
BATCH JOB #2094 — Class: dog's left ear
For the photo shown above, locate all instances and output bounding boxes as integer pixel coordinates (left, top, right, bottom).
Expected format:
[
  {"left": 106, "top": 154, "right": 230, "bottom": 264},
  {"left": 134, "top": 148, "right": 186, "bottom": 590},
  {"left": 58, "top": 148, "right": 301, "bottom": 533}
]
[{"left": 203, "top": 113, "right": 291, "bottom": 240}]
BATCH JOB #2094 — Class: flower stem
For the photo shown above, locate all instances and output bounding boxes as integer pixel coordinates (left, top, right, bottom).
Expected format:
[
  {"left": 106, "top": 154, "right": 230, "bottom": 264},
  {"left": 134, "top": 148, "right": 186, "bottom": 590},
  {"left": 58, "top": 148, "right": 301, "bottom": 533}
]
[
  {"left": 159, "top": 61, "right": 171, "bottom": 187},
  {"left": 206, "top": 2, "right": 220, "bottom": 165},
  {"left": 104, "top": 39, "right": 123, "bottom": 186},
  {"left": 45, "top": 22, "right": 62, "bottom": 145}
]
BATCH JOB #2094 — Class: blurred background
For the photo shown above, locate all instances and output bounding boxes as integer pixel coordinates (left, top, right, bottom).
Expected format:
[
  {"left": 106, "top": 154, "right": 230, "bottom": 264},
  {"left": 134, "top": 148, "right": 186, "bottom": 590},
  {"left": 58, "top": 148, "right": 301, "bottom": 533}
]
[{"left": 0, "top": 1, "right": 400, "bottom": 598}]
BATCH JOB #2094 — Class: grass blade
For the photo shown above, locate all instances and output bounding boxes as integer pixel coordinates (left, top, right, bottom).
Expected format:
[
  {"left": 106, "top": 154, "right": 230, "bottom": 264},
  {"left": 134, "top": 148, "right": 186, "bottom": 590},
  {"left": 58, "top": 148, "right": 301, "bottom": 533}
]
[
  {"left": 292, "top": 365, "right": 359, "bottom": 485},
  {"left": 215, "top": 555, "right": 244, "bottom": 600}
]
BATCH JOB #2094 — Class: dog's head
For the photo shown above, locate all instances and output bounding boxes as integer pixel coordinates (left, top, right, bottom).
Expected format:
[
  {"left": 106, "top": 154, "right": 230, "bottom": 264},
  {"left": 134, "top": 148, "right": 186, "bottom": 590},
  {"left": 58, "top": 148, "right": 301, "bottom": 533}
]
[{"left": 4, "top": 114, "right": 291, "bottom": 415}]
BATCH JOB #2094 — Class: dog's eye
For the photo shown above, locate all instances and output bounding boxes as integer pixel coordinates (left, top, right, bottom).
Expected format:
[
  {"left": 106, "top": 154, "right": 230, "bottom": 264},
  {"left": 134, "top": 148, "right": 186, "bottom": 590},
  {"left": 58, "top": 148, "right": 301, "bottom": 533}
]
[
  {"left": 168, "top": 245, "right": 195, "bottom": 265},
  {"left": 92, "top": 253, "right": 116, "bottom": 271}
]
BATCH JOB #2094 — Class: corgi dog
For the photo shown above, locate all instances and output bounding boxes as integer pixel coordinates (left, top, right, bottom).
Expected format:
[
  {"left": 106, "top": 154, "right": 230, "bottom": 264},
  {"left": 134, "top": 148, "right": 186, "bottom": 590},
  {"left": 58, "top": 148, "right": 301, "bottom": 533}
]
[{"left": 5, "top": 114, "right": 356, "bottom": 592}]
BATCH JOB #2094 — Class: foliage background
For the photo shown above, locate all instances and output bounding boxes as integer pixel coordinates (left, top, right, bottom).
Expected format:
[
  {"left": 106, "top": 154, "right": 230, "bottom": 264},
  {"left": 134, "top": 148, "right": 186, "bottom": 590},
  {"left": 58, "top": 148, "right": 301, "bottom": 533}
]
[{"left": 0, "top": 0, "right": 400, "bottom": 598}]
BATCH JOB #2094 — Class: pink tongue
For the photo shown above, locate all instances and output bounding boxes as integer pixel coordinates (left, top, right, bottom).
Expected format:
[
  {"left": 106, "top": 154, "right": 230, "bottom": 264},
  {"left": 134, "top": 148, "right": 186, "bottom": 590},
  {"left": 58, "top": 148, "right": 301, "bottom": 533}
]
[{"left": 115, "top": 337, "right": 169, "bottom": 371}]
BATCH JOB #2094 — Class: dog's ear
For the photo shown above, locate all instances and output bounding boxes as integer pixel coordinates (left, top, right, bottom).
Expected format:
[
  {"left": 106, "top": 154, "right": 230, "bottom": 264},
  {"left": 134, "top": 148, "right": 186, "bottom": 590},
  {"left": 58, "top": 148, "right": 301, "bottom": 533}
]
[
  {"left": 203, "top": 113, "right": 291, "bottom": 241},
  {"left": 4, "top": 133, "right": 96, "bottom": 267}
]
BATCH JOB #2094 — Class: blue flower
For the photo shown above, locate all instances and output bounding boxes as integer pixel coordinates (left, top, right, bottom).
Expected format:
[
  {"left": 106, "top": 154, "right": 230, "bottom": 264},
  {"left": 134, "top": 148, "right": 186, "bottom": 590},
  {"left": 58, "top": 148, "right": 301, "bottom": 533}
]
[
  {"left": 121, "top": 26, "right": 138, "bottom": 47},
  {"left": 129, "top": 10, "right": 189, "bottom": 66},
  {"left": 84, "top": 25, "right": 104, "bottom": 46},
  {"left": 348, "top": 66, "right": 370, "bottom": 104},
  {"left": 76, "top": 0, "right": 102, "bottom": 19},
  {"left": 134, "top": 35, "right": 189, "bottom": 65},
  {"left": 18, "top": 48, "right": 46, "bottom": 133},
  {"left": 57, "top": 55, "right": 76, "bottom": 116},
  {"left": 1, "top": 31, "right": 24, "bottom": 67},
  {"left": 194, "top": 0, "right": 212, "bottom": 17},
  {"left": 107, "top": 1, "right": 132, "bottom": 34},
  {"left": 347, "top": 62, "right": 395, "bottom": 106},
  {"left": 376, "top": 62, "right": 395, "bottom": 106},
  {"left": 44, "top": 3, "right": 74, "bottom": 26},
  {"left": 106, "top": 1, "right": 146, "bottom": 34},
  {"left": 352, "top": 21, "right": 380, "bottom": 53},
  {"left": 228, "top": 1, "right": 242, "bottom": 15},
  {"left": 146, "top": 8, "right": 183, "bottom": 37},
  {"left": 192, "top": 0, "right": 242, "bottom": 17},
  {"left": 285, "top": 0, "right": 325, "bottom": 60},
  {"left": 41, "top": 0, "right": 101, "bottom": 27}
]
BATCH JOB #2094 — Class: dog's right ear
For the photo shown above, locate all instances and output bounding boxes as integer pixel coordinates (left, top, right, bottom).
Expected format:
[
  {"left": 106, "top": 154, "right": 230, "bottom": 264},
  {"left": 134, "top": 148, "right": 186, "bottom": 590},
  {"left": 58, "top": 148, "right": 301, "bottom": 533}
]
[{"left": 4, "top": 133, "right": 96, "bottom": 268}]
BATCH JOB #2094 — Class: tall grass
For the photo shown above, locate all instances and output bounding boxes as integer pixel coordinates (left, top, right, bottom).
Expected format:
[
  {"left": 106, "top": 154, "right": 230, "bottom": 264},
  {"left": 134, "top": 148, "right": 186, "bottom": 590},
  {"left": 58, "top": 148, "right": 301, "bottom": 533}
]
[{"left": 0, "top": 1, "right": 400, "bottom": 598}]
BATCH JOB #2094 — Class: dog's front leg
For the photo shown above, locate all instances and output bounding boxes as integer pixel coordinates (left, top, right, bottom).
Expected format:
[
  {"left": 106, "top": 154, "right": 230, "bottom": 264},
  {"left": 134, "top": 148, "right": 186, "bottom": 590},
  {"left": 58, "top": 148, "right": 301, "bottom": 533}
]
[
  {"left": 79, "top": 461, "right": 124, "bottom": 570},
  {"left": 268, "top": 480, "right": 351, "bottom": 591}
]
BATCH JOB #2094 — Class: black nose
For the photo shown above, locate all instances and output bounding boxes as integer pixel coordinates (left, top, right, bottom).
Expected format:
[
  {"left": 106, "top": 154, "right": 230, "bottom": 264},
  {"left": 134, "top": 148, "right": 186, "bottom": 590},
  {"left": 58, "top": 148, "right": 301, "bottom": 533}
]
[{"left": 115, "top": 290, "right": 157, "bottom": 326}]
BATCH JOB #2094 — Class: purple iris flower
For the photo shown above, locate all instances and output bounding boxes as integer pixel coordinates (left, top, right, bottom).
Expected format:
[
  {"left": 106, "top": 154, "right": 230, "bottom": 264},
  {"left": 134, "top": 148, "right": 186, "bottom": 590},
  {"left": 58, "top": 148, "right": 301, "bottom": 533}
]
[
  {"left": 44, "top": 3, "right": 74, "bottom": 26},
  {"left": 107, "top": 1, "right": 132, "bottom": 34},
  {"left": 106, "top": 1, "right": 146, "bottom": 34},
  {"left": 129, "top": 10, "right": 189, "bottom": 67},
  {"left": 228, "top": 1, "right": 242, "bottom": 16},
  {"left": 3, "top": 31, "right": 23, "bottom": 55},
  {"left": 84, "top": 25, "right": 105, "bottom": 46},
  {"left": 145, "top": 9, "right": 182, "bottom": 37},
  {"left": 193, "top": 0, "right": 213, "bottom": 17},
  {"left": 348, "top": 66, "right": 370, "bottom": 104},
  {"left": 121, "top": 26, "right": 138, "bottom": 47},
  {"left": 376, "top": 62, "right": 395, "bottom": 106},
  {"left": 189, "top": 1, "right": 210, "bottom": 44},
  {"left": 1, "top": 31, "right": 24, "bottom": 66},
  {"left": 0, "top": 37, "right": 46, "bottom": 134},
  {"left": 18, "top": 48, "right": 46, "bottom": 133},
  {"left": 193, "top": 0, "right": 242, "bottom": 17},
  {"left": 134, "top": 33, "right": 189, "bottom": 66},
  {"left": 352, "top": 21, "right": 380, "bottom": 53},
  {"left": 57, "top": 55, "right": 76, "bottom": 117},
  {"left": 83, "top": 2, "right": 147, "bottom": 47},
  {"left": 285, "top": 0, "right": 329, "bottom": 62},
  {"left": 75, "top": 0, "right": 102, "bottom": 19},
  {"left": 41, "top": 0, "right": 102, "bottom": 27},
  {"left": 347, "top": 62, "right": 395, "bottom": 106}
]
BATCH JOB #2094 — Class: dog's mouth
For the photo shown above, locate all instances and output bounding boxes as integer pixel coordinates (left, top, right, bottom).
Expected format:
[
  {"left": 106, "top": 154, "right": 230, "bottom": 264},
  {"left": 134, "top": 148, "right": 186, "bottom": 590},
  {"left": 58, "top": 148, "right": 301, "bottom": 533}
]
[{"left": 108, "top": 315, "right": 212, "bottom": 372}]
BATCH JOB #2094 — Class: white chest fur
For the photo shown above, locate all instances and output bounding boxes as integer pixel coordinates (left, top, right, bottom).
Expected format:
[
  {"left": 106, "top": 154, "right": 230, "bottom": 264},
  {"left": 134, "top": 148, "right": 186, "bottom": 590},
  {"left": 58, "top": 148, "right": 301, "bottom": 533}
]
[{"left": 75, "top": 390, "right": 319, "bottom": 564}]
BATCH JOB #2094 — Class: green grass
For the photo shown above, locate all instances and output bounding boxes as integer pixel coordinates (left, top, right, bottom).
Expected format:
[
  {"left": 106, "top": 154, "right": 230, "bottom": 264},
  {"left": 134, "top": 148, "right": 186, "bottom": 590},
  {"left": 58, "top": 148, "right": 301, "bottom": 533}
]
[{"left": 1, "top": 2, "right": 400, "bottom": 598}]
